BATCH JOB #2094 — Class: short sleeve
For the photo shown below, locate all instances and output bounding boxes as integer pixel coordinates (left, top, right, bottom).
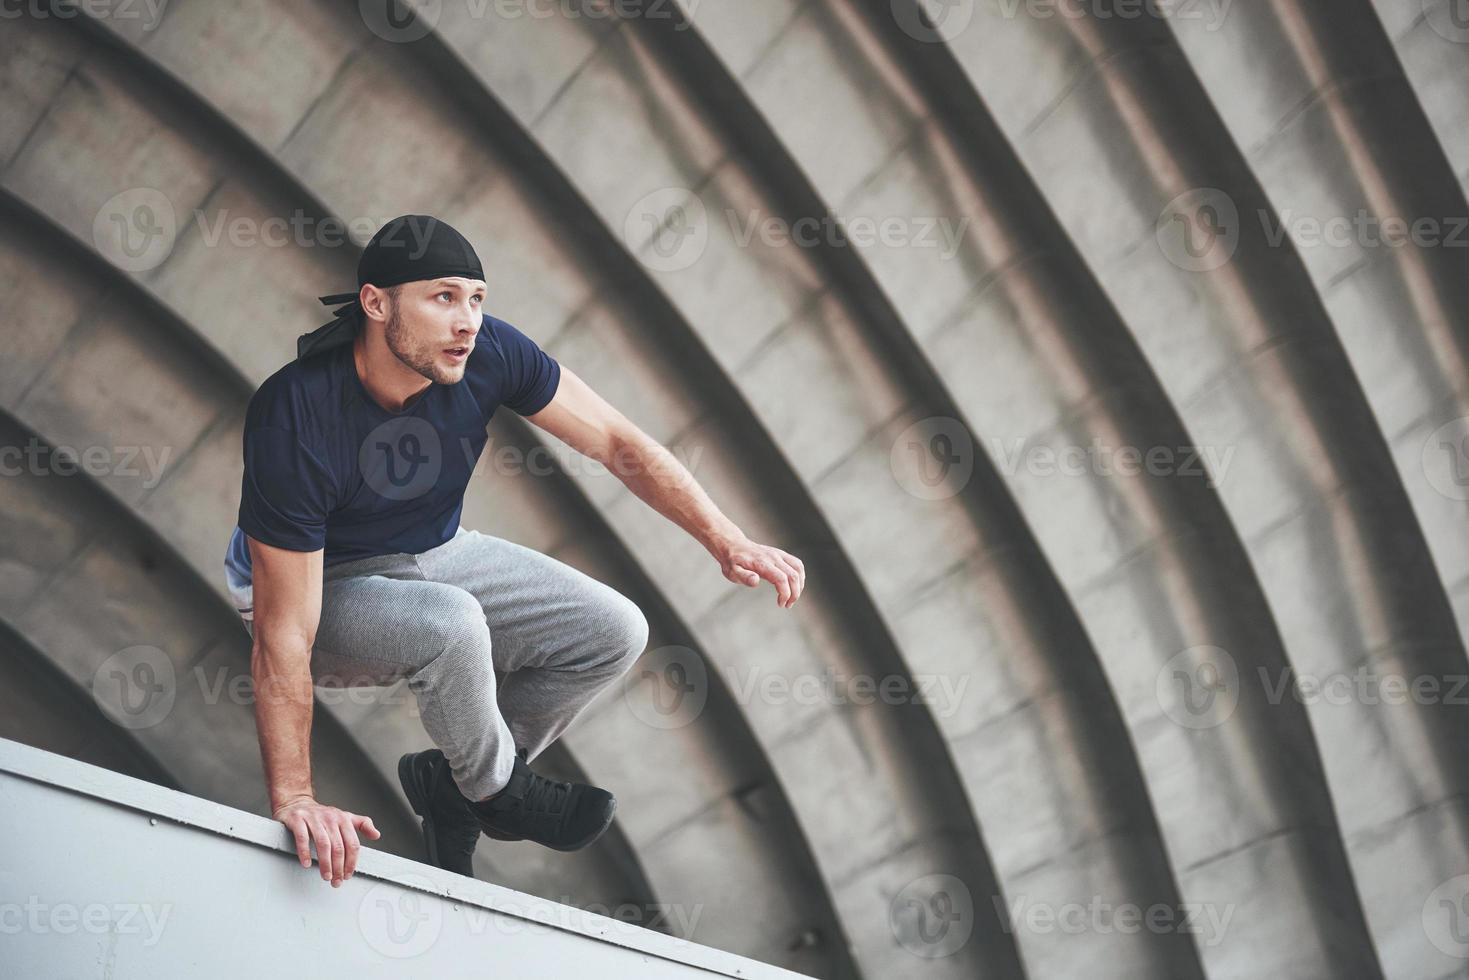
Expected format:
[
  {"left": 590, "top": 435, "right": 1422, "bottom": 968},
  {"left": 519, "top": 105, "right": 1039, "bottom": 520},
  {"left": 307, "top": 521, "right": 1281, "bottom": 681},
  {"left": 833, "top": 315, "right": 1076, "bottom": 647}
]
[
  {"left": 237, "top": 426, "right": 333, "bottom": 552},
  {"left": 495, "top": 319, "right": 561, "bottom": 416}
]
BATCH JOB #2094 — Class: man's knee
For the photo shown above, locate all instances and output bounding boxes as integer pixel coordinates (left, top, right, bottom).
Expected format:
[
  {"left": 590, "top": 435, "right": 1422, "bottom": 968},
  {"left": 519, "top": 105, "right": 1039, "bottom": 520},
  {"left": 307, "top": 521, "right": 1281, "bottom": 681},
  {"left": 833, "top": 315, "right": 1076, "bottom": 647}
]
[
  {"left": 426, "top": 588, "right": 491, "bottom": 656},
  {"left": 601, "top": 593, "right": 649, "bottom": 672}
]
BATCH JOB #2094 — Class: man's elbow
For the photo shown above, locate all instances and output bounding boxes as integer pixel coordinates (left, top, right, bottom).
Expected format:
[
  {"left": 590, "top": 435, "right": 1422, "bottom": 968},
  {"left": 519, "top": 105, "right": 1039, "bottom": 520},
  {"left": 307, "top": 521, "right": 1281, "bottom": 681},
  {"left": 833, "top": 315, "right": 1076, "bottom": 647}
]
[
  {"left": 603, "top": 424, "right": 653, "bottom": 481},
  {"left": 250, "top": 622, "right": 314, "bottom": 671}
]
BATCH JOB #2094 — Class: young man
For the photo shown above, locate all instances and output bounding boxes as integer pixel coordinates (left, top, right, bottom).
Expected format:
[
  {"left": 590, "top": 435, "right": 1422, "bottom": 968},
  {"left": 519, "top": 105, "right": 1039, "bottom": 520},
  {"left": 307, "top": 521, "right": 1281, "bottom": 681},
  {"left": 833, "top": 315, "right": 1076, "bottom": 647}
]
[{"left": 223, "top": 215, "right": 805, "bottom": 888}]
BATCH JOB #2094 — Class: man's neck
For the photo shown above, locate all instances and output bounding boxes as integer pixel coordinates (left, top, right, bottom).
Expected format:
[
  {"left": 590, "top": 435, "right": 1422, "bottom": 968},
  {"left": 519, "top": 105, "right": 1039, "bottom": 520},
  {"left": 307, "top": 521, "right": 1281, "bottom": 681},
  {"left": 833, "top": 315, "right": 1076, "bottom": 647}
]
[{"left": 353, "top": 330, "right": 431, "bottom": 413}]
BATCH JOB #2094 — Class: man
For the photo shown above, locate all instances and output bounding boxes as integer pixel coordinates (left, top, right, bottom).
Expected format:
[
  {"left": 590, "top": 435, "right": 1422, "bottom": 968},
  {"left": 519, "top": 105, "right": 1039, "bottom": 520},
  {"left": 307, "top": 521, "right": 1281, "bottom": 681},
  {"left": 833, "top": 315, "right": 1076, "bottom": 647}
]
[{"left": 223, "top": 215, "right": 805, "bottom": 889}]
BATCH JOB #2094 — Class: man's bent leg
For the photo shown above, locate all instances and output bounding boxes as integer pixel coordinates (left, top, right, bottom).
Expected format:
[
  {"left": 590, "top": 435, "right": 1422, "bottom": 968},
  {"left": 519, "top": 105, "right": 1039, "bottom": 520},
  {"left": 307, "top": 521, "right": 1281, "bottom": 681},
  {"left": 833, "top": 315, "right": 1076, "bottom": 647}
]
[
  {"left": 415, "top": 528, "right": 650, "bottom": 770},
  {"left": 244, "top": 559, "right": 520, "bottom": 802}
]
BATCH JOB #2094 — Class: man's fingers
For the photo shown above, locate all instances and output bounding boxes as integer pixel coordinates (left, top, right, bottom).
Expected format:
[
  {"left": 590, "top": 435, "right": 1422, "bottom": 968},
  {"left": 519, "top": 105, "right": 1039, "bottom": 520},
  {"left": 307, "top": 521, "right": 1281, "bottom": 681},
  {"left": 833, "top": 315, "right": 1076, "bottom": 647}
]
[
  {"left": 774, "top": 555, "right": 804, "bottom": 603},
  {"left": 725, "top": 544, "right": 808, "bottom": 605},
  {"left": 354, "top": 814, "right": 381, "bottom": 840},
  {"left": 330, "top": 822, "right": 347, "bottom": 885},
  {"left": 756, "top": 556, "right": 793, "bottom": 607},
  {"left": 290, "top": 821, "right": 312, "bottom": 868},
  {"left": 341, "top": 819, "right": 362, "bottom": 881},
  {"left": 785, "top": 552, "right": 805, "bottom": 593},
  {"left": 310, "top": 821, "right": 328, "bottom": 877},
  {"left": 726, "top": 562, "right": 758, "bottom": 586},
  {"left": 729, "top": 552, "right": 801, "bottom": 606},
  {"left": 312, "top": 821, "right": 337, "bottom": 882}
]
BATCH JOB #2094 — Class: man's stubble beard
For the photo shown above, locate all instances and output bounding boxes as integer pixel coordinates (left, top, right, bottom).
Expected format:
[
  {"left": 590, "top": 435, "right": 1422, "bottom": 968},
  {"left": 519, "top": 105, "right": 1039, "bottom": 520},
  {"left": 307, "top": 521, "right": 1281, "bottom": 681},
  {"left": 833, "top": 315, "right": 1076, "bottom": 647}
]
[{"left": 384, "top": 302, "right": 463, "bottom": 386}]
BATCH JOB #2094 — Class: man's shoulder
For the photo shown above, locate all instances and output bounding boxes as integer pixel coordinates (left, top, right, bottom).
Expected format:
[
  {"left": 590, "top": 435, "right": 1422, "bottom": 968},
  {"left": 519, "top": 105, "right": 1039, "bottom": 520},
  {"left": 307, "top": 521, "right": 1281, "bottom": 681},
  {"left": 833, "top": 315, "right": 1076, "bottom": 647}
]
[
  {"left": 471, "top": 312, "right": 553, "bottom": 375},
  {"left": 245, "top": 351, "right": 341, "bottom": 440},
  {"left": 474, "top": 312, "right": 510, "bottom": 358},
  {"left": 466, "top": 312, "right": 523, "bottom": 382}
]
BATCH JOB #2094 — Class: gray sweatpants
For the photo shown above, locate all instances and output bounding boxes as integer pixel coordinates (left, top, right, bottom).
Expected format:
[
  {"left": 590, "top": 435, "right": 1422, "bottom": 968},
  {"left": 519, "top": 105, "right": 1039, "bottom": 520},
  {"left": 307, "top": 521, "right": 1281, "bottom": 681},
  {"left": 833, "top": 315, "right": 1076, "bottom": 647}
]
[{"left": 240, "top": 526, "right": 649, "bottom": 801}]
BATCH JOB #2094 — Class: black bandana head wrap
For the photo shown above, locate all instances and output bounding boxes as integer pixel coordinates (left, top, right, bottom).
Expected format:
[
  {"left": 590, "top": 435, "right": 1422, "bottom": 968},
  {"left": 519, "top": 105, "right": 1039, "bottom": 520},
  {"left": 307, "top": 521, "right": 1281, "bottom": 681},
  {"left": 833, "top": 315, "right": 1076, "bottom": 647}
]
[{"left": 297, "top": 214, "right": 485, "bottom": 360}]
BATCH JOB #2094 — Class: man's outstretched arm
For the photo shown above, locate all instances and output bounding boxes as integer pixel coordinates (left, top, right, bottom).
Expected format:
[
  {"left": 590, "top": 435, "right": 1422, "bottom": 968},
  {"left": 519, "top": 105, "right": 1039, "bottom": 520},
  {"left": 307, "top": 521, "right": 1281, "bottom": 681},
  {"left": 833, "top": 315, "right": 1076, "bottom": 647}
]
[
  {"left": 248, "top": 534, "right": 380, "bottom": 885},
  {"left": 523, "top": 365, "right": 806, "bottom": 608}
]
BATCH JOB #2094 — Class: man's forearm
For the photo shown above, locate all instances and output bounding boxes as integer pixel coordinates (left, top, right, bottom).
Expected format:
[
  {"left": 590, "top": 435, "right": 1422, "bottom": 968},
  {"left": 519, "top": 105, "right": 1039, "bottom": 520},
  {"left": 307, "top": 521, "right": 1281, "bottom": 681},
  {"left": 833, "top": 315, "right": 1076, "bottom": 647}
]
[
  {"left": 251, "top": 634, "right": 317, "bottom": 814},
  {"left": 610, "top": 430, "right": 743, "bottom": 555}
]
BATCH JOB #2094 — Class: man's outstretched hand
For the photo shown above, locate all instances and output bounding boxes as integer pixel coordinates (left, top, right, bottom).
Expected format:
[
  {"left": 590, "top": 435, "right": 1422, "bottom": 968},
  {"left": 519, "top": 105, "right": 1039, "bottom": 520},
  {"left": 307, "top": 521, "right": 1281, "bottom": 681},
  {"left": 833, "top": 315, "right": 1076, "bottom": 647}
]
[
  {"left": 716, "top": 535, "right": 806, "bottom": 608},
  {"left": 274, "top": 797, "right": 381, "bottom": 887}
]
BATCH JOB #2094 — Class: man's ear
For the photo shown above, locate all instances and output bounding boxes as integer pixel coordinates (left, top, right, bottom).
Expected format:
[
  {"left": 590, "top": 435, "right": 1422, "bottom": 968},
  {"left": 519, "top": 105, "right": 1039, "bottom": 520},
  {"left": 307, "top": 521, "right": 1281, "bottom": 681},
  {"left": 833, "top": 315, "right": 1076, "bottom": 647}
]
[{"left": 359, "top": 284, "right": 392, "bottom": 322}]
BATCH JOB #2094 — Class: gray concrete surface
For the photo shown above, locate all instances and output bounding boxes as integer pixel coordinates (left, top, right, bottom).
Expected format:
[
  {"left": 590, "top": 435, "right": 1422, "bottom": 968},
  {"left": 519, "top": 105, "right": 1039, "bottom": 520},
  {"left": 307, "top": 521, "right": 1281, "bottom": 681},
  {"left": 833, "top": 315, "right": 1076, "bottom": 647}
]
[
  {"left": 0, "top": 737, "right": 815, "bottom": 980},
  {"left": 2, "top": 0, "right": 1467, "bottom": 977}
]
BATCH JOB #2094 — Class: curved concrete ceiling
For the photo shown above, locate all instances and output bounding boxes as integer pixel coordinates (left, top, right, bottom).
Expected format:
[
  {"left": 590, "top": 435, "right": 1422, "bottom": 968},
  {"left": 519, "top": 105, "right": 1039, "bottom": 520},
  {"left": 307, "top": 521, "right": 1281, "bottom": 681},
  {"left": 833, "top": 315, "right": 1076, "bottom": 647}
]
[
  {"left": 4, "top": 1, "right": 1468, "bottom": 977},
  {"left": 0, "top": 618, "right": 177, "bottom": 789},
  {"left": 0, "top": 9, "right": 853, "bottom": 976},
  {"left": 930, "top": 4, "right": 1469, "bottom": 976}
]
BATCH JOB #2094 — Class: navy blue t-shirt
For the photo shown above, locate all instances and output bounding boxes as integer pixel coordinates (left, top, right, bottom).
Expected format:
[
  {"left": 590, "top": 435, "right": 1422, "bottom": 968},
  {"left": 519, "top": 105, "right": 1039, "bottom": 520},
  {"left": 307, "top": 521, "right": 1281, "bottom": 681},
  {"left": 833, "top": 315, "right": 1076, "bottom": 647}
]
[{"left": 223, "top": 313, "right": 560, "bottom": 619}]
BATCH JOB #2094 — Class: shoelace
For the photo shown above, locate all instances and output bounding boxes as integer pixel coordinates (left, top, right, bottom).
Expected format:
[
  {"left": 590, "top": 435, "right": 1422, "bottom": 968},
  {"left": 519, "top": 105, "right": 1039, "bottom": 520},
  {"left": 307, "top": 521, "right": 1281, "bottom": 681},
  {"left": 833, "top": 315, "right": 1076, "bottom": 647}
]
[{"left": 522, "top": 770, "right": 572, "bottom": 817}]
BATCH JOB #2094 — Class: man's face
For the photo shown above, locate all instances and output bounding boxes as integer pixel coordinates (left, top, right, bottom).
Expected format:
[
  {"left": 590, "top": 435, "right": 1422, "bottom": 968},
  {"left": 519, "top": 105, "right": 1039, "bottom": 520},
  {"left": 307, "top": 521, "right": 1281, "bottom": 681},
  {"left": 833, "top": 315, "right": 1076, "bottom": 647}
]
[{"left": 380, "top": 277, "right": 485, "bottom": 385}]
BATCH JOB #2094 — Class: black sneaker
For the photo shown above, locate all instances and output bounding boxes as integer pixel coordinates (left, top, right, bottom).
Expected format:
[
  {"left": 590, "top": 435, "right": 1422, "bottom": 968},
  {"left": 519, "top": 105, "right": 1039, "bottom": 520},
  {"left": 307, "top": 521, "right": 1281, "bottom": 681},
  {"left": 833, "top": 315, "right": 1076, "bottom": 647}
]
[
  {"left": 397, "top": 748, "right": 483, "bottom": 877},
  {"left": 467, "top": 747, "right": 616, "bottom": 852}
]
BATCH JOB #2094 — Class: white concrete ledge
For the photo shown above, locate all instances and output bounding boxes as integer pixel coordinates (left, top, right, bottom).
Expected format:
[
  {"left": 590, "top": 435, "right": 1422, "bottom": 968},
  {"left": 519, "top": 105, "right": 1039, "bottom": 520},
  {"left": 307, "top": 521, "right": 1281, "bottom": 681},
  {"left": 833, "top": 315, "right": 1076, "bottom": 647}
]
[{"left": 0, "top": 737, "right": 811, "bottom": 979}]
